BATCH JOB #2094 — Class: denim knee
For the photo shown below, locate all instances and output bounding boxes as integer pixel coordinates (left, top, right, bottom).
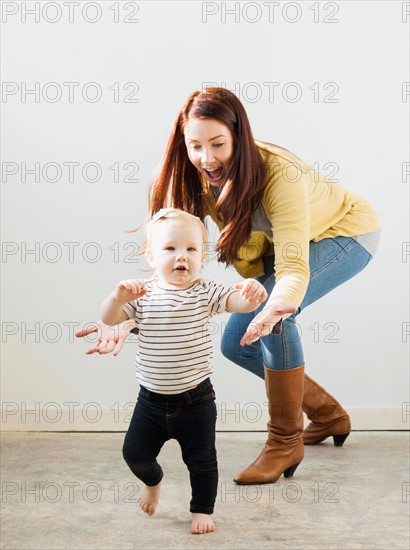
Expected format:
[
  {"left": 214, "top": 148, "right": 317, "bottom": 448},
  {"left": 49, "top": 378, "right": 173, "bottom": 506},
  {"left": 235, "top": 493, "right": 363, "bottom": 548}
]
[
  {"left": 122, "top": 439, "right": 137, "bottom": 468},
  {"left": 220, "top": 334, "right": 239, "bottom": 363},
  {"left": 122, "top": 440, "right": 163, "bottom": 486},
  {"left": 122, "top": 439, "right": 146, "bottom": 471}
]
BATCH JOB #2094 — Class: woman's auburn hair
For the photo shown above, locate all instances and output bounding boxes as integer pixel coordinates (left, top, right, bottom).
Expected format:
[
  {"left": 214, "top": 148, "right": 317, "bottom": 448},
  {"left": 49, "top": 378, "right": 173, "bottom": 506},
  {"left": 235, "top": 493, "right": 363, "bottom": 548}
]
[{"left": 148, "top": 87, "right": 266, "bottom": 265}]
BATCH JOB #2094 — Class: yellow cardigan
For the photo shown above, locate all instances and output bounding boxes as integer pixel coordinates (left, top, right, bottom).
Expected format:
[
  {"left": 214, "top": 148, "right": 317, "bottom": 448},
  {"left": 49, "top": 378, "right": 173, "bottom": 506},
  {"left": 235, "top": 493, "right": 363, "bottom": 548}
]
[{"left": 203, "top": 140, "right": 380, "bottom": 309}]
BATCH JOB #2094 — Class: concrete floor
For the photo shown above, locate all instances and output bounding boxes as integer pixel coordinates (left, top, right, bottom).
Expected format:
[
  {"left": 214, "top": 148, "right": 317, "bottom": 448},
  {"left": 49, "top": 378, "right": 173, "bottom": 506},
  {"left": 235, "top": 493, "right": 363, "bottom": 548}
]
[{"left": 1, "top": 432, "right": 409, "bottom": 550}]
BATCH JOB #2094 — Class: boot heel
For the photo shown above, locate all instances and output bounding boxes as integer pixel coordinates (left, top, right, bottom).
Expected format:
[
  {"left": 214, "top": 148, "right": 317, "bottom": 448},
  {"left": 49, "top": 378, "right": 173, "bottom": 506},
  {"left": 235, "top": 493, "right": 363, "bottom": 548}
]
[
  {"left": 333, "top": 432, "right": 350, "bottom": 447},
  {"left": 283, "top": 463, "right": 300, "bottom": 478}
]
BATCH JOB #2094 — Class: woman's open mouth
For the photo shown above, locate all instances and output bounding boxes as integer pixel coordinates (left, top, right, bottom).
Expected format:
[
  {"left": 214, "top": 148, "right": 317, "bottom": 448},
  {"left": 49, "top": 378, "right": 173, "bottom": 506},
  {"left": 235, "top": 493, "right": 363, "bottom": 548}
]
[{"left": 204, "top": 166, "right": 224, "bottom": 184}]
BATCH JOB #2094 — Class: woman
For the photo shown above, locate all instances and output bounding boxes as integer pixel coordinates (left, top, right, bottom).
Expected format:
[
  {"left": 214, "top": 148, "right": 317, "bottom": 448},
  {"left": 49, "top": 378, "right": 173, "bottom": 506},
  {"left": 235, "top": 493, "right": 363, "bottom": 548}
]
[{"left": 79, "top": 87, "right": 380, "bottom": 485}]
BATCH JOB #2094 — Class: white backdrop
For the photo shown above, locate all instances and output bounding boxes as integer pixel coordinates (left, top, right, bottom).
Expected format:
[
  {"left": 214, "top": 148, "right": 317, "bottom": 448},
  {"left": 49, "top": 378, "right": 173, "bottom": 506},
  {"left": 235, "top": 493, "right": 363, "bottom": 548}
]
[{"left": 1, "top": 0, "right": 409, "bottom": 430}]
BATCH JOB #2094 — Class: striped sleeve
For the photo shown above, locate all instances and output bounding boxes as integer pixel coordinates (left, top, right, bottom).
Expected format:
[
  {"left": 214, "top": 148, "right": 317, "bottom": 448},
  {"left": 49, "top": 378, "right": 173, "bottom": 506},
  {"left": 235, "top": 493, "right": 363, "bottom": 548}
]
[
  {"left": 206, "top": 280, "right": 237, "bottom": 316},
  {"left": 123, "top": 299, "right": 137, "bottom": 320}
]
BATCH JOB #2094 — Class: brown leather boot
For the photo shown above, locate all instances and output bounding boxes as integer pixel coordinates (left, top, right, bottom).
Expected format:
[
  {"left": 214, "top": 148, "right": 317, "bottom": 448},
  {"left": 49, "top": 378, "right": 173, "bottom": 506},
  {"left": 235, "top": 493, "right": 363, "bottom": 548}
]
[
  {"left": 303, "top": 373, "right": 351, "bottom": 446},
  {"left": 234, "top": 365, "right": 304, "bottom": 485}
]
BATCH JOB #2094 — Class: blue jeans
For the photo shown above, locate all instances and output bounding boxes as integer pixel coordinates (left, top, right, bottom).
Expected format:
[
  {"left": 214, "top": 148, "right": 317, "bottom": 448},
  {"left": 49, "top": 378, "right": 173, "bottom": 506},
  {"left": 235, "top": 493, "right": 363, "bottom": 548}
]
[
  {"left": 122, "top": 378, "right": 218, "bottom": 514},
  {"left": 221, "top": 237, "right": 373, "bottom": 374}
]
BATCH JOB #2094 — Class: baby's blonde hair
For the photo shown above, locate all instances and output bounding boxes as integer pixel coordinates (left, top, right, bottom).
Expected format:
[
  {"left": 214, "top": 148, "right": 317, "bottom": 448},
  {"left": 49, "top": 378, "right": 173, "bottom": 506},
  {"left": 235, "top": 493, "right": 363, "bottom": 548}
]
[{"left": 146, "top": 208, "right": 208, "bottom": 246}]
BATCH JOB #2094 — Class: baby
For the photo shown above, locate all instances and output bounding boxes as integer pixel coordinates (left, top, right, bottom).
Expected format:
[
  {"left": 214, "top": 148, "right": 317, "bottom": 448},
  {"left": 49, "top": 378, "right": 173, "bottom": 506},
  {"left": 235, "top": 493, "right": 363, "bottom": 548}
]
[{"left": 82, "top": 208, "right": 267, "bottom": 534}]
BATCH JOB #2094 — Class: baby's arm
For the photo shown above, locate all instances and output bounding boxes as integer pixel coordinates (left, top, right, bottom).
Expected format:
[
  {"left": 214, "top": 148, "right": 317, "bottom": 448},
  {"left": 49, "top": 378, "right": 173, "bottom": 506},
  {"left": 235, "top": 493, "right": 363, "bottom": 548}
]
[
  {"left": 226, "top": 279, "right": 267, "bottom": 313},
  {"left": 100, "top": 279, "right": 148, "bottom": 325}
]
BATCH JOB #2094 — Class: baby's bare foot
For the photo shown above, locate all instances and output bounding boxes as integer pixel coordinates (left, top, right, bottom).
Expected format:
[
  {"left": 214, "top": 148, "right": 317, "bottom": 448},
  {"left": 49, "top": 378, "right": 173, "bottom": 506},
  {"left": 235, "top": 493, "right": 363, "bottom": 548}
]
[
  {"left": 191, "top": 513, "right": 215, "bottom": 534},
  {"left": 137, "top": 482, "right": 161, "bottom": 516}
]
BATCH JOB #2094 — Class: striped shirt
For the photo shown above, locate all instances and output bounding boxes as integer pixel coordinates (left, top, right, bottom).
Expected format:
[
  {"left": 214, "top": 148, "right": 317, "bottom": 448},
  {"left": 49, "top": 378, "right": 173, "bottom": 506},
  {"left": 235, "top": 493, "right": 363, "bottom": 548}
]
[{"left": 123, "top": 279, "right": 237, "bottom": 394}]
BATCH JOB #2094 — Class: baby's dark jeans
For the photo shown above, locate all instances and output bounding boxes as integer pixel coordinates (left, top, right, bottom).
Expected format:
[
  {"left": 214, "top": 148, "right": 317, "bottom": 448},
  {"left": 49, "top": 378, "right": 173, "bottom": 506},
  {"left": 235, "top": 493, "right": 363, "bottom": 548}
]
[{"left": 122, "top": 377, "right": 218, "bottom": 515}]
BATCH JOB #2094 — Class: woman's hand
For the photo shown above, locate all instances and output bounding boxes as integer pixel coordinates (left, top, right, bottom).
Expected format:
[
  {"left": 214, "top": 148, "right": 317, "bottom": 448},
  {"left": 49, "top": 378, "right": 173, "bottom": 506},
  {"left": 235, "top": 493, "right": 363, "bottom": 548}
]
[
  {"left": 113, "top": 279, "right": 148, "bottom": 304},
  {"left": 234, "top": 279, "right": 268, "bottom": 304},
  {"left": 240, "top": 303, "right": 297, "bottom": 346},
  {"left": 75, "top": 319, "right": 137, "bottom": 356}
]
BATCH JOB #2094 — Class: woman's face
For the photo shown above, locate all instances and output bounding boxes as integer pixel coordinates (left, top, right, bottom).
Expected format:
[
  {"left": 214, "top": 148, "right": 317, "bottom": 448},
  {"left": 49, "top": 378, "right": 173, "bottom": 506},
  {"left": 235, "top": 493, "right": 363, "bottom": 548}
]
[{"left": 184, "top": 117, "right": 234, "bottom": 187}]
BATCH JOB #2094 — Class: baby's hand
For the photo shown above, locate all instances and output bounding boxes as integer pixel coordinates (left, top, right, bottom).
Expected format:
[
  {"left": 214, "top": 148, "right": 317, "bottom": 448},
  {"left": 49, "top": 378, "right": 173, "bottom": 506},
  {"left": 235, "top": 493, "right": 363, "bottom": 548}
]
[
  {"left": 75, "top": 319, "right": 137, "bottom": 356},
  {"left": 114, "top": 278, "right": 148, "bottom": 303},
  {"left": 234, "top": 279, "right": 267, "bottom": 304}
]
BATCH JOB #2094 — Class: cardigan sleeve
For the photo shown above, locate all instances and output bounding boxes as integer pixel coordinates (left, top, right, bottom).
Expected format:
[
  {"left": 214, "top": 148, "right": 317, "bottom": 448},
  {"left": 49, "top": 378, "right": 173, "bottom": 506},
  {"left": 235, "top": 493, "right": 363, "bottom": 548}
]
[{"left": 262, "top": 160, "right": 311, "bottom": 310}]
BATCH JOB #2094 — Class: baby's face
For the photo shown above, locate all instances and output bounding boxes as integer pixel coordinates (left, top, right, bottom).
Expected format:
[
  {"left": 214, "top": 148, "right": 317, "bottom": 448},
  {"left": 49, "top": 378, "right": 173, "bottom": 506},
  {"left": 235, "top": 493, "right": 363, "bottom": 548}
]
[{"left": 147, "top": 221, "right": 205, "bottom": 289}]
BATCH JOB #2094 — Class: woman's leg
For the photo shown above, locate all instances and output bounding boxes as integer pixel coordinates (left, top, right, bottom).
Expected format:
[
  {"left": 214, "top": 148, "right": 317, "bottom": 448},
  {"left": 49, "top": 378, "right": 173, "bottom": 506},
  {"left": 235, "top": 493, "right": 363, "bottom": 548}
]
[
  {"left": 262, "top": 237, "right": 373, "bottom": 370},
  {"left": 222, "top": 237, "right": 372, "bottom": 372},
  {"left": 233, "top": 237, "right": 373, "bottom": 483},
  {"left": 233, "top": 363, "right": 305, "bottom": 485},
  {"left": 221, "top": 312, "right": 265, "bottom": 379},
  {"left": 221, "top": 269, "right": 274, "bottom": 380}
]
